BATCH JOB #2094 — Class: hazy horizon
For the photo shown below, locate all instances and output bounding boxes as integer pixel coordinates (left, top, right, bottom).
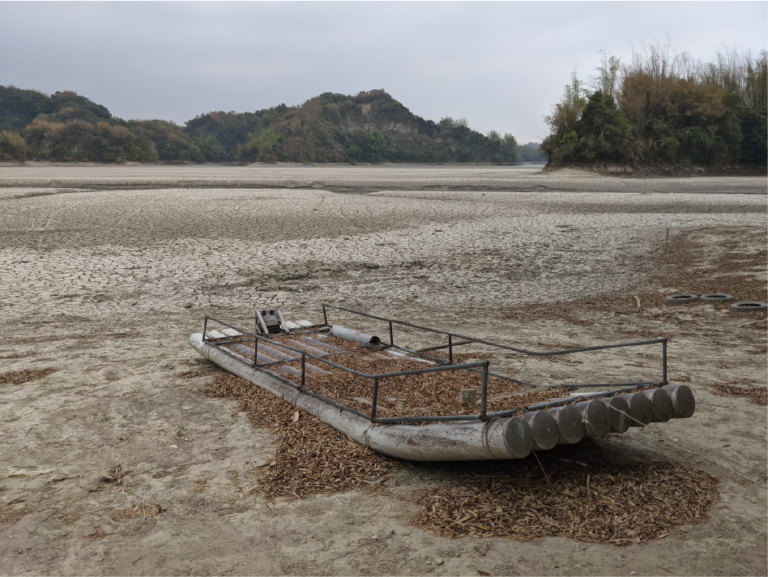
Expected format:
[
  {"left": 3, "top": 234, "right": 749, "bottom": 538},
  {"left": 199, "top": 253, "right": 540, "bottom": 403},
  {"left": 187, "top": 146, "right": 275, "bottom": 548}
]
[{"left": 1, "top": 2, "right": 766, "bottom": 143}]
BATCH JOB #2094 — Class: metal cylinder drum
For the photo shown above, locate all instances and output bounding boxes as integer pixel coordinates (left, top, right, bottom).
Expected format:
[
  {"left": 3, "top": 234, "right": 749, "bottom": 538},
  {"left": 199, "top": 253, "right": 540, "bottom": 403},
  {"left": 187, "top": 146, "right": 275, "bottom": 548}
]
[
  {"left": 622, "top": 392, "right": 653, "bottom": 427},
  {"left": 523, "top": 410, "right": 559, "bottom": 451},
  {"left": 574, "top": 399, "right": 611, "bottom": 437},
  {"left": 331, "top": 325, "right": 382, "bottom": 345},
  {"left": 548, "top": 405, "right": 584, "bottom": 444},
  {"left": 663, "top": 385, "right": 696, "bottom": 418},
  {"left": 601, "top": 396, "right": 631, "bottom": 433},
  {"left": 501, "top": 418, "right": 535, "bottom": 459},
  {"left": 642, "top": 388, "right": 674, "bottom": 423}
]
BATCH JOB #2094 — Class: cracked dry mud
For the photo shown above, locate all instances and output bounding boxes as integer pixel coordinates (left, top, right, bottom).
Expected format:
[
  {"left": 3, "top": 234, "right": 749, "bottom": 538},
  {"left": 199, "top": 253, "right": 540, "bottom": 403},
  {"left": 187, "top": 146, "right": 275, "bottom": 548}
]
[{"left": 0, "top": 165, "right": 766, "bottom": 576}]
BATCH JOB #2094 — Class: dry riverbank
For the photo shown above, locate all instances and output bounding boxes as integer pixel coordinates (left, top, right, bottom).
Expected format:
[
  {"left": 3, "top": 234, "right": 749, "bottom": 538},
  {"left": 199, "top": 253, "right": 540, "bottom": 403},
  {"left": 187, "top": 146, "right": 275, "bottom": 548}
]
[{"left": 0, "top": 167, "right": 766, "bottom": 576}]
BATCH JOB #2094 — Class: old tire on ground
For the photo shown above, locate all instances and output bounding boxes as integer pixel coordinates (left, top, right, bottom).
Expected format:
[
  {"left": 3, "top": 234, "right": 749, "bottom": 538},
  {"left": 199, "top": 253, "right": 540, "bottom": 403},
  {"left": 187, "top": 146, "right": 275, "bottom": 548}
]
[
  {"left": 666, "top": 294, "right": 699, "bottom": 305},
  {"left": 730, "top": 301, "right": 767, "bottom": 312},
  {"left": 700, "top": 294, "right": 734, "bottom": 303}
]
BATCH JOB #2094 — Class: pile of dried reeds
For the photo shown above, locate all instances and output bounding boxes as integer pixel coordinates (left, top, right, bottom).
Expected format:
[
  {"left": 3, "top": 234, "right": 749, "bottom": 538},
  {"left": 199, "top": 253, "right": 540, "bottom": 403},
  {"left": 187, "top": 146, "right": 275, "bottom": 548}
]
[
  {"left": 203, "top": 374, "right": 398, "bottom": 499},
  {"left": 200, "top": 375, "right": 718, "bottom": 545},
  {"left": 410, "top": 456, "right": 719, "bottom": 545},
  {"left": 271, "top": 340, "right": 569, "bottom": 417},
  {"left": 217, "top": 332, "right": 569, "bottom": 417}
]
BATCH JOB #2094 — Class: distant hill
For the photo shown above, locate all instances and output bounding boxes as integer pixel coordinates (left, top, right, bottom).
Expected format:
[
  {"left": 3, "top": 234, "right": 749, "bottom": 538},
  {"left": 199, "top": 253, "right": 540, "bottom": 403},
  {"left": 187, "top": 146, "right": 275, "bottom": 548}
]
[{"left": 0, "top": 86, "right": 528, "bottom": 164}]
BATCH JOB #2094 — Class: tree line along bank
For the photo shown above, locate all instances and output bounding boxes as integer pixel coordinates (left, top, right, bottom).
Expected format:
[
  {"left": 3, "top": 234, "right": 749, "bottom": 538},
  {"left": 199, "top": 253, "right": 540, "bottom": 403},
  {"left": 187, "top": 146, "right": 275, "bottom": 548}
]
[
  {"left": 0, "top": 87, "right": 544, "bottom": 165},
  {"left": 542, "top": 44, "right": 767, "bottom": 172}
]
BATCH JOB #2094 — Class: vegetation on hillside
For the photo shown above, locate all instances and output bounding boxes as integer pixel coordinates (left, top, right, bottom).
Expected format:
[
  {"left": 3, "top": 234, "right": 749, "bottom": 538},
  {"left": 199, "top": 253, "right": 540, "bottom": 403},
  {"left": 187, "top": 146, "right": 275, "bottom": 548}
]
[
  {"left": 184, "top": 90, "right": 521, "bottom": 164},
  {"left": 542, "top": 44, "right": 767, "bottom": 169},
  {"left": 0, "top": 86, "right": 533, "bottom": 164},
  {"left": 0, "top": 86, "right": 157, "bottom": 162}
]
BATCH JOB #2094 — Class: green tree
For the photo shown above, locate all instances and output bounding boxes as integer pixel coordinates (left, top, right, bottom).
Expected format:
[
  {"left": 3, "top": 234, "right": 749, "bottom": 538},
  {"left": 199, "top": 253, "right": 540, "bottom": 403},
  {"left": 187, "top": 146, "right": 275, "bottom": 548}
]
[
  {"left": 200, "top": 136, "right": 226, "bottom": 162},
  {"left": 0, "top": 131, "right": 27, "bottom": 160},
  {"left": 739, "top": 107, "right": 767, "bottom": 165},
  {"left": 576, "top": 91, "right": 634, "bottom": 162},
  {"left": 592, "top": 51, "right": 621, "bottom": 98},
  {"left": 541, "top": 72, "right": 588, "bottom": 161},
  {"left": 255, "top": 129, "right": 284, "bottom": 162}
]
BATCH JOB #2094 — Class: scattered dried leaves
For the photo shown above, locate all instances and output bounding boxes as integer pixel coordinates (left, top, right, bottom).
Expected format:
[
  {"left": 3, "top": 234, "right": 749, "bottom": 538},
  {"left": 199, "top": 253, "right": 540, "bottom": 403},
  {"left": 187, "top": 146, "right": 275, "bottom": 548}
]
[
  {"left": 200, "top": 348, "right": 719, "bottom": 544},
  {"left": 709, "top": 384, "right": 767, "bottom": 406},
  {"left": 203, "top": 374, "right": 399, "bottom": 499},
  {"left": 410, "top": 455, "right": 720, "bottom": 545},
  {"left": 0, "top": 368, "right": 56, "bottom": 385}
]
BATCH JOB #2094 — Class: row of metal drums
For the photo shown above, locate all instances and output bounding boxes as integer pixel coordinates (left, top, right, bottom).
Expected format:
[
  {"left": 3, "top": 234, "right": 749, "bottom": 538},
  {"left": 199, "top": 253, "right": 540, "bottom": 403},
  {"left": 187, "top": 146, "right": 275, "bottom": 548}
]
[{"left": 517, "top": 385, "right": 696, "bottom": 452}]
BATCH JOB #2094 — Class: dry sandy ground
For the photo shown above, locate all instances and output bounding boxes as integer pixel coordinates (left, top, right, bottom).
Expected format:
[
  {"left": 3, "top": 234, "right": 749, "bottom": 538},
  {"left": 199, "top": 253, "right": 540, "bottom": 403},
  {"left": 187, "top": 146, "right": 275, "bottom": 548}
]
[{"left": 0, "top": 165, "right": 766, "bottom": 576}]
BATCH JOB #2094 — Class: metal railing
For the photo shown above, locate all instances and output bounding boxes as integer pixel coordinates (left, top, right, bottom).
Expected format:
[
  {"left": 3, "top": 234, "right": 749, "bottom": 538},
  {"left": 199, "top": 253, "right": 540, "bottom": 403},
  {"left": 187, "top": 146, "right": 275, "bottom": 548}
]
[
  {"left": 202, "top": 315, "right": 492, "bottom": 422},
  {"left": 322, "top": 303, "right": 668, "bottom": 385},
  {"left": 200, "top": 304, "right": 668, "bottom": 423}
]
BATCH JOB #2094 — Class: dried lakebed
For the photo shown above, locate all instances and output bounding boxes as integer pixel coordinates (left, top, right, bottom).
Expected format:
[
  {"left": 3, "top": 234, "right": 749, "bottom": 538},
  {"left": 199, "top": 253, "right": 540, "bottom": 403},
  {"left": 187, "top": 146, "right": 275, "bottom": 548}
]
[{"left": 0, "top": 166, "right": 766, "bottom": 576}]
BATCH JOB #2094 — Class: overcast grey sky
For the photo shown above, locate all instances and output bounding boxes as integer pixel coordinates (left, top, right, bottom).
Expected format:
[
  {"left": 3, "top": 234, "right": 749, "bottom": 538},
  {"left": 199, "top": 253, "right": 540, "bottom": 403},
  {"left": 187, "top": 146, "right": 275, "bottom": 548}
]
[{"left": 1, "top": 2, "right": 766, "bottom": 143}]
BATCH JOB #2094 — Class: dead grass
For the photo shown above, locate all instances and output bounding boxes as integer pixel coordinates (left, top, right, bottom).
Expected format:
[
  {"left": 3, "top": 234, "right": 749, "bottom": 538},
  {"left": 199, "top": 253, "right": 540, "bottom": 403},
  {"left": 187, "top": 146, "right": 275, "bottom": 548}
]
[
  {"left": 410, "top": 455, "right": 720, "bottom": 545},
  {"left": 498, "top": 228, "right": 767, "bottom": 326},
  {"left": 0, "top": 499, "right": 32, "bottom": 525},
  {"left": 83, "top": 526, "right": 119, "bottom": 540},
  {"left": 101, "top": 464, "right": 126, "bottom": 486},
  {"left": 110, "top": 503, "right": 163, "bottom": 521},
  {"left": 0, "top": 351, "right": 36, "bottom": 360},
  {"left": 709, "top": 384, "right": 767, "bottom": 406},
  {"left": 203, "top": 374, "right": 399, "bottom": 499},
  {"left": 0, "top": 368, "right": 56, "bottom": 384}
]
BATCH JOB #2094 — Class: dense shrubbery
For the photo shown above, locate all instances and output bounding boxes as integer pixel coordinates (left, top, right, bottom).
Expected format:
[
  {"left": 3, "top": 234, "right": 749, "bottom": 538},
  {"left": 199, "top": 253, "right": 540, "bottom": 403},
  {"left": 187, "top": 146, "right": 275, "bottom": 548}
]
[
  {"left": 0, "top": 87, "right": 156, "bottom": 162},
  {"left": 542, "top": 44, "right": 767, "bottom": 168},
  {"left": 0, "top": 131, "right": 27, "bottom": 160},
  {"left": 126, "top": 119, "right": 202, "bottom": 162},
  {"left": 24, "top": 118, "right": 156, "bottom": 162},
  {"left": 0, "top": 86, "right": 528, "bottom": 164},
  {"left": 176, "top": 90, "right": 521, "bottom": 164}
]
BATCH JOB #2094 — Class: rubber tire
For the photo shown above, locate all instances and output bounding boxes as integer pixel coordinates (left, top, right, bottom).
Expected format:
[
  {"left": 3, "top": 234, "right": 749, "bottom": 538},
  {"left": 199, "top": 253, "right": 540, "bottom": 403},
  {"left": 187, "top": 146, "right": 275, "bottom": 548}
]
[
  {"left": 700, "top": 294, "right": 734, "bottom": 303},
  {"left": 666, "top": 294, "right": 699, "bottom": 305},
  {"left": 730, "top": 301, "right": 767, "bottom": 312}
]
